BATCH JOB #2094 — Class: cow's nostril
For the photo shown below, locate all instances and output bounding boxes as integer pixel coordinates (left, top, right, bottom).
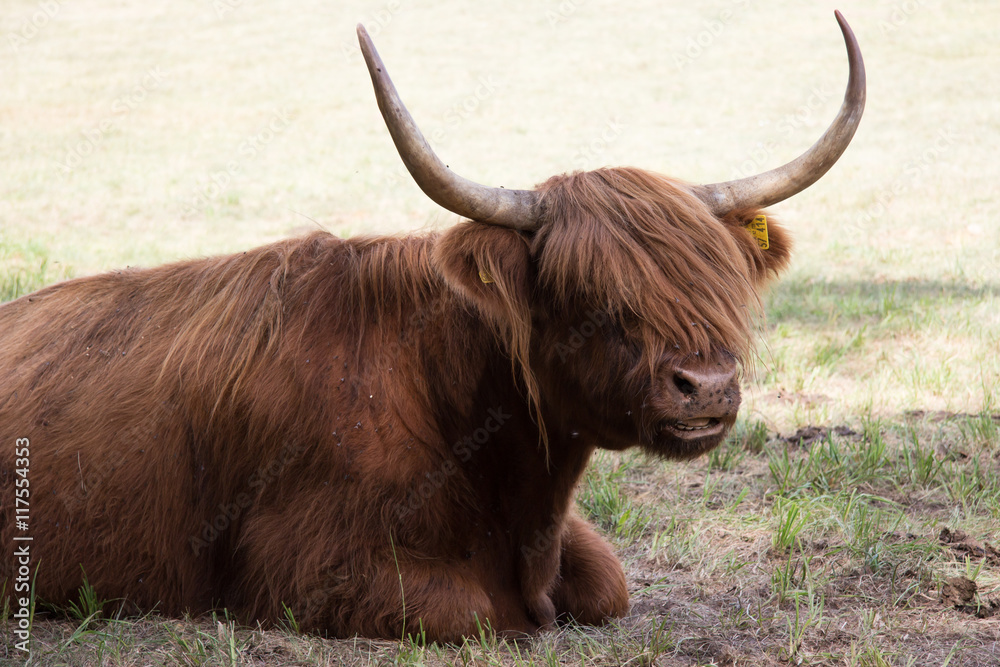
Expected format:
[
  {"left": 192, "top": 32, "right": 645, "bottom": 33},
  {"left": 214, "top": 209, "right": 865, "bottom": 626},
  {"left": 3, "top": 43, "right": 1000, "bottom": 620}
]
[{"left": 673, "top": 373, "right": 697, "bottom": 397}]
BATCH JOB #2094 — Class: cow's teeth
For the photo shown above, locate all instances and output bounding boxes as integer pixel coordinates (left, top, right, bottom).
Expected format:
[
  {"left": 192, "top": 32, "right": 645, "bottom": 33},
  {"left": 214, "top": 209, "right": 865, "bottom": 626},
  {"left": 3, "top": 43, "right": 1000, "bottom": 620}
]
[{"left": 675, "top": 418, "right": 713, "bottom": 431}]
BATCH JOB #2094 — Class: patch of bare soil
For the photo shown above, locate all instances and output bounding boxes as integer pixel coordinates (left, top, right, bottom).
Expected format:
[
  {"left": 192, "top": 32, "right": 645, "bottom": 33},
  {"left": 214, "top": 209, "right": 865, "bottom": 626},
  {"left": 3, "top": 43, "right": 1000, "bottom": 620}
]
[
  {"left": 939, "top": 527, "right": 1000, "bottom": 566},
  {"left": 905, "top": 410, "right": 1000, "bottom": 422},
  {"left": 779, "top": 424, "right": 858, "bottom": 446}
]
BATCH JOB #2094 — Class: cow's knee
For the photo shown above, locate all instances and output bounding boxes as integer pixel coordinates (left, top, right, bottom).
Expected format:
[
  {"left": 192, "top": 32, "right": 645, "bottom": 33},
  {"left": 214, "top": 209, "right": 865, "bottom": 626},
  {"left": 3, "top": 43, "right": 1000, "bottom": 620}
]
[{"left": 552, "top": 515, "right": 629, "bottom": 625}]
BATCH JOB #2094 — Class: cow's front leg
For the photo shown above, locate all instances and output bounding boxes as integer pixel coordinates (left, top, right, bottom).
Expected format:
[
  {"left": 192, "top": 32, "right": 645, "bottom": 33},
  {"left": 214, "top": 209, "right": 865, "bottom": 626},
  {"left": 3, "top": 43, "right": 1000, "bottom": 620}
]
[
  {"left": 368, "top": 561, "right": 538, "bottom": 642},
  {"left": 552, "top": 513, "right": 629, "bottom": 625}
]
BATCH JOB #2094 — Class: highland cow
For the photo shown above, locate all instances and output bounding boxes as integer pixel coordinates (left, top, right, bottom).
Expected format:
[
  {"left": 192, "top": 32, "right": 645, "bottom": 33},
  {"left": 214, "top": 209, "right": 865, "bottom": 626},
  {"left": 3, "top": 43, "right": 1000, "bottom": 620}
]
[{"left": 0, "top": 12, "right": 864, "bottom": 640}]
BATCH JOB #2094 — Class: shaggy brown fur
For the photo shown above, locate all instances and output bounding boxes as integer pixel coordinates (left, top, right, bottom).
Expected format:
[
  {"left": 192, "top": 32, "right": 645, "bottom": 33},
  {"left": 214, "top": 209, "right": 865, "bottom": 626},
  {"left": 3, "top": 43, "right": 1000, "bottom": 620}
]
[{"left": 0, "top": 167, "right": 790, "bottom": 640}]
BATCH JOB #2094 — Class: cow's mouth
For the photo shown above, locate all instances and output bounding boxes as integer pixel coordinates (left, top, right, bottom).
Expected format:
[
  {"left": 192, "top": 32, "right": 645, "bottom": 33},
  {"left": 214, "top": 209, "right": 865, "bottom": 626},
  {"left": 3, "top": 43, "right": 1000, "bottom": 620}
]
[{"left": 659, "top": 417, "right": 725, "bottom": 439}]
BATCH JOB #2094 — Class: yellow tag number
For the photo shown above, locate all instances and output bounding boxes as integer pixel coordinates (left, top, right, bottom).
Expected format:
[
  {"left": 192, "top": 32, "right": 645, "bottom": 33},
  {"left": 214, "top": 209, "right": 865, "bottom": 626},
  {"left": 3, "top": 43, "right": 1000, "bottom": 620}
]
[{"left": 745, "top": 214, "right": 769, "bottom": 250}]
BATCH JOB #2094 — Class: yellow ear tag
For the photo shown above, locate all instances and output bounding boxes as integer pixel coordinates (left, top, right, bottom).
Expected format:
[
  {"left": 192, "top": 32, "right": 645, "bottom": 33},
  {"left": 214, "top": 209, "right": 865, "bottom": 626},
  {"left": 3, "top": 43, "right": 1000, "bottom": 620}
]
[
  {"left": 745, "top": 214, "right": 769, "bottom": 250},
  {"left": 478, "top": 269, "right": 494, "bottom": 284}
]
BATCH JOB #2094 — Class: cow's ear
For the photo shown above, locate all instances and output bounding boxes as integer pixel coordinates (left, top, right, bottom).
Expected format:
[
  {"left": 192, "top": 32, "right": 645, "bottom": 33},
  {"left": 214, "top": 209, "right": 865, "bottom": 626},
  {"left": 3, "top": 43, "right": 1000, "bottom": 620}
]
[
  {"left": 432, "top": 222, "right": 533, "bottom": 324},
  {"left": 433, "top": 222, "right": 543, "bottom": 441},
  {"left": 723, "top": 209, "right": 793, "bottom": 286}
]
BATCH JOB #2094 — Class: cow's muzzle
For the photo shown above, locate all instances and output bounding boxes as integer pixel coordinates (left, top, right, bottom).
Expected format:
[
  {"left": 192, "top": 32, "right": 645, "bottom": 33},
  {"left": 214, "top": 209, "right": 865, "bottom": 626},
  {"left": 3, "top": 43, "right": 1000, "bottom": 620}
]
[{"left": 651, "top": 353, "right": 741, "bottom": 452}]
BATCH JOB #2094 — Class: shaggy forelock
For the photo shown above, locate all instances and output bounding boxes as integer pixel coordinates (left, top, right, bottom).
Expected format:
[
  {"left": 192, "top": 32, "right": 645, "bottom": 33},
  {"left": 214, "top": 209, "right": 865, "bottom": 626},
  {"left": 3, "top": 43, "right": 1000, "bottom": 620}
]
[{"left": 532, "top": 167, "right": 763, "bottom": 368}]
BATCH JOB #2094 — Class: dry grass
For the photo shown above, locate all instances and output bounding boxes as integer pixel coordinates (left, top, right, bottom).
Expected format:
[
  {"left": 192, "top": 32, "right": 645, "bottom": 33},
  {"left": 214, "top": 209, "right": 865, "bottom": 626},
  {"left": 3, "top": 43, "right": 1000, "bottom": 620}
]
[{"left": 2, "top": 0, "right": 999, "bottom": 664}]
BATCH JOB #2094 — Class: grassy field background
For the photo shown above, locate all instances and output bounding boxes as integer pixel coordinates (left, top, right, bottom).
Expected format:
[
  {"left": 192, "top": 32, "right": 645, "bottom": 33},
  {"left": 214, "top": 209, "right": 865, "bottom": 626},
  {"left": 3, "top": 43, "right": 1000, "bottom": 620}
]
[{"left": 2, "top": 0, "right": 998, "bottom": 664}]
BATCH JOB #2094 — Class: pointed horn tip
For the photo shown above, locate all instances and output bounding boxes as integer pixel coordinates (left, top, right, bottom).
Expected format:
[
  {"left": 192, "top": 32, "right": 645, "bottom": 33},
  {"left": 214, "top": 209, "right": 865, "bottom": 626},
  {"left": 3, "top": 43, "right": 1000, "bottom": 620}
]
[
  {"left": 833, "top": 10, "right": 861, "bottom": 56},
  {"left": 833, "top": 10, "right": 854, "bottom": 34},
  {"left": 832, "top": 11, "right": 866, "bottom": 106},
  {"left": 356, "top": 24, "right": 374, "bottom": 53},
  {"left": 356, "top": 24, "right": 380, "bottom": 70}
]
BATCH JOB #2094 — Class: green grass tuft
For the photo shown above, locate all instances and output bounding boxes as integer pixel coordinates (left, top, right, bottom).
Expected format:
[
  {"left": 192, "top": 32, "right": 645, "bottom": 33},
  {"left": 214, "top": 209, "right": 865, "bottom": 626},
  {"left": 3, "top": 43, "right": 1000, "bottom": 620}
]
[
  {"left": 577, "top": 454, "right": 654, "bottom": 542},
  {"left": 0, "top": 234, "right": 69, "bottom": 303}
]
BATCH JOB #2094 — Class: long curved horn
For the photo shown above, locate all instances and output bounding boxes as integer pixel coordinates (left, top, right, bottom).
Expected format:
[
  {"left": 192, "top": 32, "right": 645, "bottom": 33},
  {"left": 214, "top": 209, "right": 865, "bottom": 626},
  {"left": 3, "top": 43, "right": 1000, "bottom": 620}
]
[
  {"left": 357, "top": 25, "right": 543, "bottom": 230},
  {"left": 693, "top": 10, "right": 866, "bottom": 216}
]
